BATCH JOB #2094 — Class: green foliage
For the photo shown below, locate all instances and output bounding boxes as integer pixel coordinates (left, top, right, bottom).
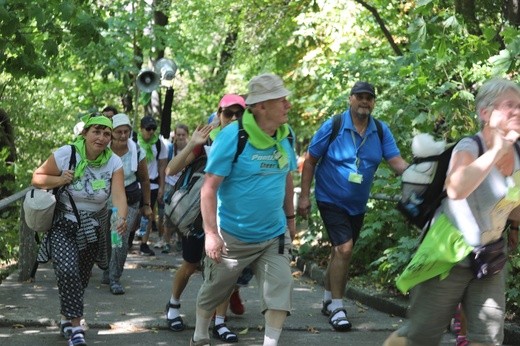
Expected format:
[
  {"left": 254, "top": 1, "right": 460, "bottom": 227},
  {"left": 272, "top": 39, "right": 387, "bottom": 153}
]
[
  {"left": 1, "top": 0, "right": 520, "bottom": 315},
  {"left": 0, "top": 208, "right": 20, "bottom": 263}
]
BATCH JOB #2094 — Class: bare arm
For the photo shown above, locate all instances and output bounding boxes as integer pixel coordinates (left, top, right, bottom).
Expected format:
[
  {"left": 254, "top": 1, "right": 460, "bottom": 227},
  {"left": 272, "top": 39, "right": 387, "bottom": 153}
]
[
  {"left": 448, "top": 110, "right": 520, "bottom": 200},
  {"left": 297, "top": 152, "right": 319, "bottom": 218},
  {"left": 111, "top": 168, "right": 128, "bottom": 233},
  {"left": 284, "top": 172, "right": 296, "bottom": 240},
  {"left": 136, "top": 158, "right": 153, "bottom": 218},
  {"left": 387, "top": 156, "right": 409, "bottom": 176},
  {"left": 166, "top": 124, "right": 212, "bottom": 176},
  {"left": 200, "top": 173, "right": 225, "bottom": 263},
  {"left": 157, "top": 157, "right": 167, "bottom": 200},
  {"left": 32, "top": 154, "right": 74, "bottom": 189}
]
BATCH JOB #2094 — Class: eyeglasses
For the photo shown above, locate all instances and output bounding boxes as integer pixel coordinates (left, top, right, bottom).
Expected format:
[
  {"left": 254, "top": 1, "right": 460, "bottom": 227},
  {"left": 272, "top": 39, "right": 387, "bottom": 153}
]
[
  {"left": 221, "top": 108, "right": 245, "bottom": 118},
  {"left": 354, "top": 94, "right": 375, "bottom": 102},
  {"left": 145, "top": 126, "right": 157, "bottom": 132}
]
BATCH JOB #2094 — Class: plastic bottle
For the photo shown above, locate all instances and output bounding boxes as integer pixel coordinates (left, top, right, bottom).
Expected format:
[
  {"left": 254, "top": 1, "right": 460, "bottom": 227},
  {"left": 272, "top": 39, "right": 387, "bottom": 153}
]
[
  {"left": 137, "top": 216, "right": 148, "bottom": 237},
  {"left": 111, "top": 207, "right": 123, "bottom": 248}
]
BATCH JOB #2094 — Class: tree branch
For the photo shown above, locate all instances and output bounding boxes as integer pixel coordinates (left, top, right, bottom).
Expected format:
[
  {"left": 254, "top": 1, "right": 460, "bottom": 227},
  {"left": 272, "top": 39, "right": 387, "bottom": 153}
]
[{"left": 354, "top": 0, "right": 403, "bottom": 56}]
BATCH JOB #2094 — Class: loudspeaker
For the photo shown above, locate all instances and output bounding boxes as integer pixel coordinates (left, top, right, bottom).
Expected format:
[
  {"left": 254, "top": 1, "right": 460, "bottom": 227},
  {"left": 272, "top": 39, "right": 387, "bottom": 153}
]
[
  {"left": 136, "top": 69, "right": 160, "bottom": 92},
  {"left": 155, "top": 58, "right": 177, "bottom": 81}
]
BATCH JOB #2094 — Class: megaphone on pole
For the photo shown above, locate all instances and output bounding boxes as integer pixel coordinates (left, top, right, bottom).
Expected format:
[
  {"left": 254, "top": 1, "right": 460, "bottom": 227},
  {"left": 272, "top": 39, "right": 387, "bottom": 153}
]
[
  {"left": 136, "top": 68, "right": 160, "bottom": 92},
  {"left": 155, "top": 58, "right": 177, "bottom": 81}
]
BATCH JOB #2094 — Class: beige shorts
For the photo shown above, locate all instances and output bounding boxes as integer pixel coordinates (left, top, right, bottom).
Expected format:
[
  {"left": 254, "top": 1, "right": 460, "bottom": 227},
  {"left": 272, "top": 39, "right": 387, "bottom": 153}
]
[
  {"left": 197, "top": 230, "right": 293, "bottom": 314},
  {"left": 397, "top": 264, "right": 505, "bottom": 345}
]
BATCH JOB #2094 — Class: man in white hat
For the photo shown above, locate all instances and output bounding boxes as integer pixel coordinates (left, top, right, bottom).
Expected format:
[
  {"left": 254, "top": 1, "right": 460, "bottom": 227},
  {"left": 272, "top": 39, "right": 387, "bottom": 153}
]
[{"left": 190, "top": 73, "right": 297, "bottom": 346}]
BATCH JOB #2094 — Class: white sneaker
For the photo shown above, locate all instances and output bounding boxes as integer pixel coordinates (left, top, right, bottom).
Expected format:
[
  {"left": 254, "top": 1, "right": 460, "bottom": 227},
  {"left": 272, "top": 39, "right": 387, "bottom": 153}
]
[{"left": 154, "top": 240, "right": 165, "bottom": 248}]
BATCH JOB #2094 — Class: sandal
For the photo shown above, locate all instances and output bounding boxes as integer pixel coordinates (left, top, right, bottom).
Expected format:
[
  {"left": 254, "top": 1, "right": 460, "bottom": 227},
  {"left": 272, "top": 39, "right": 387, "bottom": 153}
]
[
  {"left": 60, "top": 321, "right": 73, "bottom": 339},
  {"left": 328, "top": 308, "right": 352, "bottom": 332},
  {"left": 321, "top": 299, "right": 332, "bottom": 316},
  {"left": 212, "top": 323, "right": 238, "bottom": 343},
  {"left": 110, "top": 282, "right": 125, "bottom": 295},
  {"left": 166, "top": 302, "right": 185, "bottom": 332}
]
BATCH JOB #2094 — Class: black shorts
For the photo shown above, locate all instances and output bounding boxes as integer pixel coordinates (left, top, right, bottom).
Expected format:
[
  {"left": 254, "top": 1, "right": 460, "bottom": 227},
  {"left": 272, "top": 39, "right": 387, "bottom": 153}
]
[
  {"left": 317, "top": 201, "right": 364, "bottom": 246},
  {"left": 181, "top": 231, "right": 205, "bottom": 264}
]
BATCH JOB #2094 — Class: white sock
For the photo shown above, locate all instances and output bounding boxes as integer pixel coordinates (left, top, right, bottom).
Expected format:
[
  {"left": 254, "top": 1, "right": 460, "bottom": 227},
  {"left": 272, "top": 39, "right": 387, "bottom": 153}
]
[
  {"left": 193, "top": 314, "right": 211, "bottom": 342},
  {"left": 214, "top": 315, "right": 226, "bottom": 326},
  {"left": 323, "top": 290, "right": 332, "bottom": 302},
  {"left": 329, "top": 299, "right": 343, "bottom": 312},
  {"left": 167, "top": 297, "right": 180, "bottom": 319},
  {"left": 263, "top": 325, "right": 282, "bottom": 346}
]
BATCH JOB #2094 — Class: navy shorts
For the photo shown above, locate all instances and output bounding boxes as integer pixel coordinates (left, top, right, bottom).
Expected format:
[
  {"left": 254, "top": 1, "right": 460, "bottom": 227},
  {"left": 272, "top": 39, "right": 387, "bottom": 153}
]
[
  {"left": 317, "top": 201, "right": 364, "bottom": 246},
  {"left": 181, "top": 231, "right": 205, "bottom": 264}
]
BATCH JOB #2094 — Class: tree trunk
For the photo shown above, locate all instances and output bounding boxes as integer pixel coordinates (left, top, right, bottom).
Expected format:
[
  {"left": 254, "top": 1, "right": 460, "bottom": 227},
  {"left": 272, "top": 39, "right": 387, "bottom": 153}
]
[
  {"left": 454, "top": 0, "right": 482, "bottom": 35},
  {"left": 505, "top": 0, "right": 520, "bottom": 26}
]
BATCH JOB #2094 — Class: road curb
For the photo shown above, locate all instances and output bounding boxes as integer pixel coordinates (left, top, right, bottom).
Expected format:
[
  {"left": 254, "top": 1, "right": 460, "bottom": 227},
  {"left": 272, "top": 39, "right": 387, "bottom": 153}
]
[{"left": 295, "top": 256, "right": 520, "bottom": 344}]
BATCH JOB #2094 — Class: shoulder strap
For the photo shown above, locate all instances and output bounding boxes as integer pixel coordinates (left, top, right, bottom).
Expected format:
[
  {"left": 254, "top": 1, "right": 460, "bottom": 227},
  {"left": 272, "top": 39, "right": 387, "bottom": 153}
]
[
  {"left": 69, "top": 145, "right": 76, "bottom": 170},
  {"left": 234, "top": 118, "right": 249, "bottom": 163},
  {"left": 328, "top": 114, "right": 342, "bottom": 146},
  {"left": 328, "top": 114, "right": 383, "bottom": 146},
  {"left": 155, "top": 140, "right": 161, "bottom": 160},
  {"left": 471, "top": 135, "right": 484, "bottom": 156},
  {"left": 374, "top": 118, "right": 384, "bottom": 143},
  {"left": 234, "top": 118, "right": 294, "bottom": 163}
]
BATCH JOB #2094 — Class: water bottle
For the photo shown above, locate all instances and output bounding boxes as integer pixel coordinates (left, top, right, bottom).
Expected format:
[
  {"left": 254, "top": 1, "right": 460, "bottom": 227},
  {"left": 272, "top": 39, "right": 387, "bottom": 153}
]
[
  {"left": 111, "top": 207, "right": 123, "bottom": 248},
  {"left": 137, "top": 216, "right": 148, "bottom": 237}
]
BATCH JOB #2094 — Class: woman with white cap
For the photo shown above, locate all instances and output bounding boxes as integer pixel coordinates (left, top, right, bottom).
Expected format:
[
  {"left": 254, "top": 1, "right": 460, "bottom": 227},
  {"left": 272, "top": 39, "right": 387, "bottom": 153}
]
[{"left": 103, "top": 113, "right": 153, "bottom": 294}]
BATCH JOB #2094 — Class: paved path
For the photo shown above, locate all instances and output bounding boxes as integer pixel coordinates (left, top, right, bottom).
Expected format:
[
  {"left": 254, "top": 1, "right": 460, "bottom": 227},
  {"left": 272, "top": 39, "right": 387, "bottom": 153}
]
[{"left": 0, "top": 238, "right": 490, "bottom": 345}]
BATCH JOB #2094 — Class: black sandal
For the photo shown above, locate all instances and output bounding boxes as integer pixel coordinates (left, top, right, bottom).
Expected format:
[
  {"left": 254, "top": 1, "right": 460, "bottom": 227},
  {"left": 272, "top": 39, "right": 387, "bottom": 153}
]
[
  {"left": 165, "top": 302, "right": 185, "bottom": 332},
  {"left": 328, "top": 308, "right": 352, "bottom": 332},
  {"left": 212, "top": 323, "right": 238, "bottom": 343},
  {"left": 321, "top": 299, "right": 332, "bottom": 316}
]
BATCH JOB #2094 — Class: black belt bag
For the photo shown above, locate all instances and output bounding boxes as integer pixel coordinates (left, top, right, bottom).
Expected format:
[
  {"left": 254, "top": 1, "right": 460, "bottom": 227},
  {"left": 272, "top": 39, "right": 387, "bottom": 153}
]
[
  {"left": 125, "top": 181, "right": 142, "bottom": 205},
  {"left": 469, "top": 237, "right": 507, "bottom": 279}
]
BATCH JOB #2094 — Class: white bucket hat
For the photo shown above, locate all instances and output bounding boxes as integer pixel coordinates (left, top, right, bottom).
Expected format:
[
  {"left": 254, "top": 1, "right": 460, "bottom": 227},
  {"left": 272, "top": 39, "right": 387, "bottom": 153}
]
[
  {"left": 245, "top": 73, "right": 290, "bottom": 105},
  {"left": 112, "top": 113, "right": 132, "bottom": 129}
]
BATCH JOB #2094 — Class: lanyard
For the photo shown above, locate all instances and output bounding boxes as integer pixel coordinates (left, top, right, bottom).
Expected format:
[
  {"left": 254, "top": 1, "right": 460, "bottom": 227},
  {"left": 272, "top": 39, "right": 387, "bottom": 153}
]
[{"left": 350, "top": 129, "right": 367, "bottom": 170}]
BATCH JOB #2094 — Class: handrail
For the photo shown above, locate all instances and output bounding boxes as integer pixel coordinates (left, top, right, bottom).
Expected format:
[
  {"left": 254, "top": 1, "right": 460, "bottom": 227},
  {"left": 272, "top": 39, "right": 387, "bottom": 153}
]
[
  {"left": 4, "top": 186, "right": 400, "bottom": 283},
  {"left": 0, "top": 186, "right": 30, "bottom": 211}
]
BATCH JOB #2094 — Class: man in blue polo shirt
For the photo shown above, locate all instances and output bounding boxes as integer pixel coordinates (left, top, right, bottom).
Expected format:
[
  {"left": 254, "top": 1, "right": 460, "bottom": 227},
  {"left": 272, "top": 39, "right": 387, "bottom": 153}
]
[
  {"left": 297, "top": 81, "right": 408, "bottom": 332},
  {"left": 190, "top": 73, "right": 297, "bottom": 346}
]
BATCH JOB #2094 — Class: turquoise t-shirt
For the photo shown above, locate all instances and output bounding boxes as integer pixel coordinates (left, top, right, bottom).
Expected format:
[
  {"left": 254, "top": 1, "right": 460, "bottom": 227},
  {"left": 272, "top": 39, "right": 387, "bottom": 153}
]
[{"left": 205, "top": 122, "right": 297, "bottom": 243}]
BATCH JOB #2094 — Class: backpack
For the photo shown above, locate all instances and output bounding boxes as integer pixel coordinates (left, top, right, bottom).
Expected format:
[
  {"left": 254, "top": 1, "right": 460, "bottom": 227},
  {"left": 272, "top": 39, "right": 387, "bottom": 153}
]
[
  {"left": 397, "top": 135, "right": 484, "bottom": 230},
  {"left": 23, "top": 145, "right": 79, "bottom": 232},
  {"left": 328, "top": 113, "right": 383, "bottom": 146},
  {"left": 165, "top": 120, "right": 295, "bottom": 236},
  {"left": 234, "top": 117, "right": 294, "bottom": 163},
  {"left": 164, "top": 153, "right": 206, "bottom": 236}
]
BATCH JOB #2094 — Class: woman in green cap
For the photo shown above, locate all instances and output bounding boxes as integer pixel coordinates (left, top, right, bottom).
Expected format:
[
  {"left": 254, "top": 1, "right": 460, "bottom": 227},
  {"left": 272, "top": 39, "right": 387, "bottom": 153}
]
[{"left": 32, "top": 114, "right": 128, "bottom": 346}]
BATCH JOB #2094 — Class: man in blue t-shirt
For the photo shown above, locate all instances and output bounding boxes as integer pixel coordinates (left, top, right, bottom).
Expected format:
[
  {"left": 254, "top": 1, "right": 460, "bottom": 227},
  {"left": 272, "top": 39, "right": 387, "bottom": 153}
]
[
  {"left": 190, "top": 73, "right": 297, "bottom": 346},
  {"left": 298, "top": 81, "right": 408, "bottom": 332}
]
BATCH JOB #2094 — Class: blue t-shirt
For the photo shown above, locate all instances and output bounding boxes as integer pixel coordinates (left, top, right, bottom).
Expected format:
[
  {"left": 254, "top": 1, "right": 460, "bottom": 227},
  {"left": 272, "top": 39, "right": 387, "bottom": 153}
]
[
  {"left": 308, "top": 110, "right": 400, "bottom": 215},
  {"left": 205, "top": 122, "right": 297, "bottom": 243}
]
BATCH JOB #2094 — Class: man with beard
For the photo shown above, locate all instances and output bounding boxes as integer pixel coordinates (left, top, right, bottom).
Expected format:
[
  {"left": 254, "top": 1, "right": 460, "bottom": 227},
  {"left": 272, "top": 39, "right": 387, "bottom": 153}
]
[{"left": 297, "top": 81, "right": 408, "bottom": 332}]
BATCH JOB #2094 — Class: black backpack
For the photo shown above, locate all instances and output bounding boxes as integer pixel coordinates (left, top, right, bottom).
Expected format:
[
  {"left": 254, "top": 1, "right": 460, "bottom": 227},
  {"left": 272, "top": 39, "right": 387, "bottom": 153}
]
[
  {"left": 328, "top": 113, "right": 383, "bottom": 146},
  {"left": 397, "top": 136, "right": 484, "bottom": 230},
  {"left": 234, "top": 117, "right": 295, "bottom": 163}
]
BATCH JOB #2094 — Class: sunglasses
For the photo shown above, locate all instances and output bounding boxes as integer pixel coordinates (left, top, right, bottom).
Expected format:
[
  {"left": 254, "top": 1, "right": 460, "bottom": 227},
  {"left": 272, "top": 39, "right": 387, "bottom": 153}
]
[
  {"left": 354, "top": 94, "right": 375, "bottom": 102},
  {"left": 221, "top": 108, "right": 245, "bottom": 118},
  {"left": 144, "top": 126, "right": 157, "bottom": 132}
]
